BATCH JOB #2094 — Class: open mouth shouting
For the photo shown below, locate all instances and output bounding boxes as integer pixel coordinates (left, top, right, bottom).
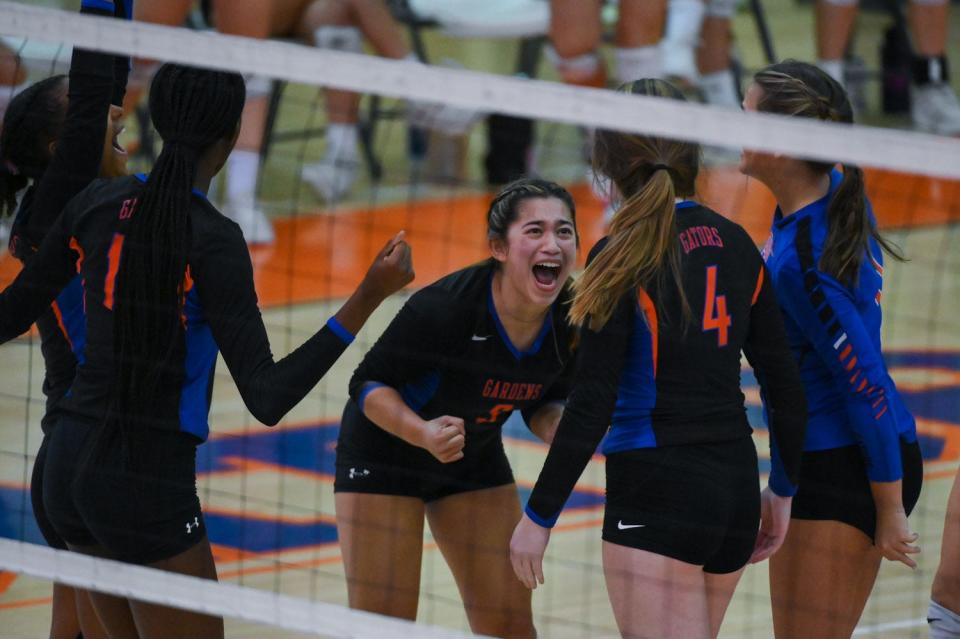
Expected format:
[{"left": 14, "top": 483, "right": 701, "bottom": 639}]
[{"left": 532, "top": 260, "right": 563, "bottom": 293}]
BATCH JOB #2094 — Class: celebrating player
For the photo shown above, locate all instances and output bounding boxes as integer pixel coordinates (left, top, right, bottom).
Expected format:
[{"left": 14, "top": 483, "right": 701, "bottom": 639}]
[
  {"left": 510, "top": 79, "right": 807, "bottom": 639},
  {"left": 741, "top": 60, "right": 922, "bottom": 639},
  {"left": 335, "top": 177, "right": 578, "bottom": 638},
  {"left": 0, "top": 63, "right": 412, "bottom": 638}
]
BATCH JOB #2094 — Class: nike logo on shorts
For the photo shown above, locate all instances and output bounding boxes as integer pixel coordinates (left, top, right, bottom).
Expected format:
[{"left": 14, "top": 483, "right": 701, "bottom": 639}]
[
  {"left": 471, "top": 334, "right": 490, "bottom": 341},
  {"left": 617, "top": 521, "right": 645, "bottom": 530}
]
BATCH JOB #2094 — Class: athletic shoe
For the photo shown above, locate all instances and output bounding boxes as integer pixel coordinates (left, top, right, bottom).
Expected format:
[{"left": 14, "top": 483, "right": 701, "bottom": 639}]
[
  {"left": 301, "top": 158, "right": 360, "bottom": 204},
  {"left": 911, "top": 82, "right": 960, "bottom": 136}
]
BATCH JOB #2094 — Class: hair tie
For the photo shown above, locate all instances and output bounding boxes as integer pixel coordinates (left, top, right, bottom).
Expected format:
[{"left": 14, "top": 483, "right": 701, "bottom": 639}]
[{"left": 651, "top": 163, "right": 671, "bottom": 173}]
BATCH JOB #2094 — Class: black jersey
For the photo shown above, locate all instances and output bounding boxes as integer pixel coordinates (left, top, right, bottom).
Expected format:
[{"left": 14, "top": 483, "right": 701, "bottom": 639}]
[
  {"left": 347, "top": 260, "right": 575, "bottom": 445},
  {"left": 0, "top": 174, "right": 353, "bottom": 440},
  {"left": 525, "top": 202, "right": 807, "bottom": 527},
  {"left": 7, "top": 5, "right": 126, "bottom": 434}
]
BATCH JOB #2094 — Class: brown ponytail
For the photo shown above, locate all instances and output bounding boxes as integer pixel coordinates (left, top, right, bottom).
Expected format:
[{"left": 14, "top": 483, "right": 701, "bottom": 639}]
[
  {"left": 569, "top": 78, "right": 697, "bottom": 331},
  {"left": 753, "top": 60, "right": 904, "bottom": 285}
]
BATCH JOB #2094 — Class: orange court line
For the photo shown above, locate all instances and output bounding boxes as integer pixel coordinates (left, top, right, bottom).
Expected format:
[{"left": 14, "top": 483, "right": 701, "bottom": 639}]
[
  {"left": 0, "top": 595, "right": 52, "bottom": 611},
  {"left": 3, "top": 170, "right": 955, "bottom": 309},
  {"left": 0, "top": 571, "right": 17, "bottom": 596}
]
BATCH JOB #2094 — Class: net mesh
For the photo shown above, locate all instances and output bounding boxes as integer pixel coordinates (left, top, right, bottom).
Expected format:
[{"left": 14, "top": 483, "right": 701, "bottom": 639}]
[{"left": 0, "top": 1, "right": 958, "bottom": 637}]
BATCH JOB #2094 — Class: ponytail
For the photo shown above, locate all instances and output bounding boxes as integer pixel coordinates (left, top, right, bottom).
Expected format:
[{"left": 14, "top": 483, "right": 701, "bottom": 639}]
[
  {"left": 112, "top": 65, "right": 244, "bottom": 443},
  {"left": 570, "top": 169, "right": 684, "bottom": 330},
  {"left": 820, "top": 164, "right": 903, "bottom": 286}
]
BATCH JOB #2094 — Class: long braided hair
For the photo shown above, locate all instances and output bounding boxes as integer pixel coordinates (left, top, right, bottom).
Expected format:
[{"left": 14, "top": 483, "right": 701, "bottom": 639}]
[
  {"left": 112, "top": 64, "right": 244, "bottom": 444},
  {"left": 753, "top": 60, "right": 903, "bottom": 285}
]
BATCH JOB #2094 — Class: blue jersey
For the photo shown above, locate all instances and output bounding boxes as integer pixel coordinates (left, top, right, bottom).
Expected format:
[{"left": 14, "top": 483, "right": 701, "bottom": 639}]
[{"left": 763, "top": 169, "right": 916, "bottom": 482}]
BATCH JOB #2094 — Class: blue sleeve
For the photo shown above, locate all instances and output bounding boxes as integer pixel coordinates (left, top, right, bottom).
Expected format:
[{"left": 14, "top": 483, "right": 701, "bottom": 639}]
[{"left": 778, "top": 257, "right": 902, "bottom": 482}]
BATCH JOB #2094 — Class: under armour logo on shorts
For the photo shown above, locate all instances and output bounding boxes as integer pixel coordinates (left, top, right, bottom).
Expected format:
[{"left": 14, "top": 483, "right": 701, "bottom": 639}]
[
  {"left": 348, "top": 467, "right": 370, "bottom": 479},
  {"left": 185, "top": 516, "right": 200, "bottom": 534}
]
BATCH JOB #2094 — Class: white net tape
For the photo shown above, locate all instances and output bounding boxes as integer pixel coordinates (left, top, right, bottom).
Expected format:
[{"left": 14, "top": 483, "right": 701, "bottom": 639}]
[
  {"left": 0, "top": 538, "right": 485, "bottom": 638},
  {"left": 1, "top": 1, "right": 958, "bottom": 179}
]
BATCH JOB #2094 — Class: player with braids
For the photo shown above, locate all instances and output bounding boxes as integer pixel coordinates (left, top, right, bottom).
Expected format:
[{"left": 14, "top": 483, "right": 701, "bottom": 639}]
[
  {"left": 511, "top": 79, "right": 807, "bottom": 639},
  {"left": 0, "top": 2, "right": 132, "bottom": 637},
  {"left": 0, "top": 63, "right": 412, "bottom": 638},
  {"left": 336, "top": 178, "right": 579, "bottom": 637},
  {"left": 741, "top": 60, "right": 921, "bottom": 639}
]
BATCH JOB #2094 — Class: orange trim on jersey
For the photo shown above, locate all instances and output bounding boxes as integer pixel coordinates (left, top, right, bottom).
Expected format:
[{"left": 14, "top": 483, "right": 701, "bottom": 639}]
[
  {"left": 875, "top": 405, "right": 888, "bottom": 420},
  {"left": 870, "top": 254, "right": 884, "bottom": 276},
  {"left": 872, "top": 397, "right": 884, "bottom": 409},
  {"left": 839, "top": 344, "right": 853, "bottom": 361},
  {"left": 103, "top": 234, "right": 124, "bottom": 311},
  {"left": 68, "top": 237, "right": 84, "bottom": 272},
  {"left": 751, "top": 268, "right": 764, "bottom": 306},
  {"left": 850, "top": 370, "right": 860, "bottom": 384},
  {"left": 638, "top": 288, "right": 658, "bottom": 376},
  {"left": 50, "top": 301, "right": 74, "bottom": 352},
  {"left": 856, "top": 378, "right": 868, "bottom": 393},
  {"left": 845, "top": 356, "right": 858, "bottom": 371}
]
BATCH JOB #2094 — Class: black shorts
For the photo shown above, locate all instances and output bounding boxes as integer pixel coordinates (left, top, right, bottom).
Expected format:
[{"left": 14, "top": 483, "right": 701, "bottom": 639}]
[
  {"left": 791, "top": 440, "right": 923, "bottom": 540},
  {"left": 43, "top": 416, "right": 206, "bottom": 565},
  {"left": 334, "top": 401, "right": 515, "bottom": 502},
  {"left": 602, "top": 437, "right": 760, "bottom": 575},
  {"left": 31, "top": 434, "right": 67, "bottom": 550}
]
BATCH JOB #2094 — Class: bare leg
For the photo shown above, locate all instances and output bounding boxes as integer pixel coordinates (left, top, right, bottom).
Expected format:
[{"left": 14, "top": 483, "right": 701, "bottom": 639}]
[
  {"left": 426, "top": 485, "right": 536, "bottom": 639},
  {"left": 335, "top": 492, "right": 425, "bottom": 618},
  {"left": 0, "top": 41, "right": 26, "bottom": 87},
  {"left": 66, "top": 544, "right": 140, "bottom": 639},
  {"left": 697, "top": 17, "right": 730, "bottom": 75},
  {"left": 617, "top": 0, "right": 667, "bottom": 48},
  {"left": 909, "top": 2, "right": 948, "bottom": 57},
  {"left": 129, "top": 536, "right": 223, "bottom": 639},
  {"left": 704, "top": 568, "right": 744, "bottom": 638},
  {"left": 548, "top": 0, "right": 605, "bottom": 86},
  {"left": 769, "top": 519, "right": 881, "bottom": 639},
  {"left": 932, "top": 470, "right": 960, "bottom": 612},
  {"left": 815, "top": 0, "right": 858, "bottom": 61},
  {"left": 602, "top": 541, "right": 712, "bottom": 639}
]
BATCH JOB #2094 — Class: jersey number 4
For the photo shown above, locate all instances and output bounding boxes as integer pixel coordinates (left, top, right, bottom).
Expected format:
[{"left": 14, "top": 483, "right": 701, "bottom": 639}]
[{"left": 702, "top": 265, "right": 731, "bottom": 347}]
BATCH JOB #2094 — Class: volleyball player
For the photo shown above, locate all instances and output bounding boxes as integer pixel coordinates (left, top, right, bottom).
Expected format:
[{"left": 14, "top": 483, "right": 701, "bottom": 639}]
[
  {"left": 335, "top": 178, "right": 578, "bottom": 638},
  {"left": 0, "top": 2, "right": 133, "bottom": 636},
  {"left": 740, "top": 60, "right": 922, "bottom": 638},
  {"left": 510, "top": 79, "right": 807, "bottom": 639},
  {"left": 0, "top": 63, "right": 413, "bottom": 638}
]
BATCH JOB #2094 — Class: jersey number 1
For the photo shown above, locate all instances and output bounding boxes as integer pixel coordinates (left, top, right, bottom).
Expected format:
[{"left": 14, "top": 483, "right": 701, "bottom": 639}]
[{"left": 702, "top": 265, "right": 731, "bottom": 347}]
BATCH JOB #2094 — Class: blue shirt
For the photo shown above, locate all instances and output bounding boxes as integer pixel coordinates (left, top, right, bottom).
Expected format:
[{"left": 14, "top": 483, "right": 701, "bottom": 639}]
[{"left": 763, "top": 169, "right": 916, "bottom": 482}]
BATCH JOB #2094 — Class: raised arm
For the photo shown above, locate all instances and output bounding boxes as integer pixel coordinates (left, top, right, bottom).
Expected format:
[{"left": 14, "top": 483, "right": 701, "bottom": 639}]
[
  {"left": 199, "top": 228, "right": 413, "bottom": 426},
  {"left": 23, "top": 0, "right": 131, "bottom": 248}
]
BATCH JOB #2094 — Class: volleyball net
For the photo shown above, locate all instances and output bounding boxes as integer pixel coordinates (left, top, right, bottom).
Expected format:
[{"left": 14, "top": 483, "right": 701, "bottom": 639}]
[{"left": 0, "top": 1, "right": 958, "bottom": 637}]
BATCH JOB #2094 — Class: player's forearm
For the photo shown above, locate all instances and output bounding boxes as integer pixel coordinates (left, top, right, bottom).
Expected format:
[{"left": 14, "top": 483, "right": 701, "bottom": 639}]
[
  {"left": 529, "top": 402, "right": 564, "bottom": 445},
  {"left": 361, "top": 385, "right": 428, "bottom": 448}
]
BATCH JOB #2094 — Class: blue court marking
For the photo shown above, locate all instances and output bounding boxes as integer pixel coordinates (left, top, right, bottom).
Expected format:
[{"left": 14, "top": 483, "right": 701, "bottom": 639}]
[
  {"left": 0, "top": 487, "right": 45, "bottom": 546},
  {"left": 203, "top": 510, "right": 339, "bottom": 554}
]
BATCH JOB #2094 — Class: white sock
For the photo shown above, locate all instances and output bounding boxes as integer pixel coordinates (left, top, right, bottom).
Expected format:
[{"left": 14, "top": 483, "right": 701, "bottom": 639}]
[
  {"left": 665, "top": 0, "right": 706, "bottom": 48},
  {"left": 929, "top": 600, "right": 960, "bottom": 639},
  {"left": 615, "top": 46, "right": 663, "bottom": 85},
  {"left": 818, "top": 59, "right": 845, "bottom": 86},
  {"left": 699, "top": 69, "right": 740, "bottom": 108},
  {"left": 323, "top": 123, "right": 359, "bottom": 163},
  {"left": 226, "top": 149, "right": 260, "bottom": 205}
]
